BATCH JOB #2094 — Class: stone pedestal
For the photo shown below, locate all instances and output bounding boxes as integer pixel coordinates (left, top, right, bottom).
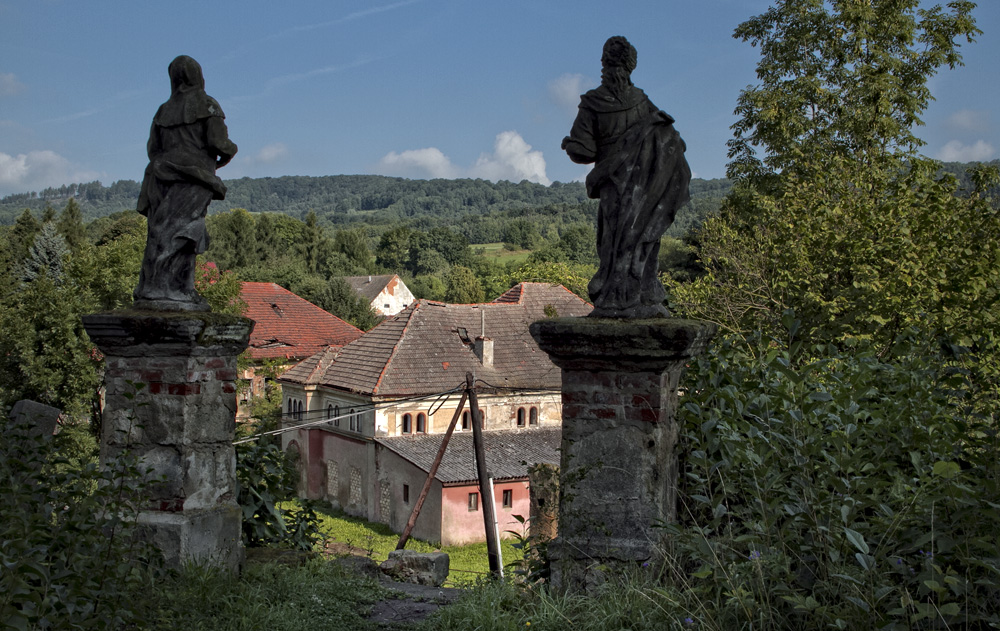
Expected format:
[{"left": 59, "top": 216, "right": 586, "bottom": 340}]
[
  {"left": 83, "top": 311, "right": 253, "bottom": 573},
  {"left": 530, "top": 317, "right": 716, "bottom": 592}
]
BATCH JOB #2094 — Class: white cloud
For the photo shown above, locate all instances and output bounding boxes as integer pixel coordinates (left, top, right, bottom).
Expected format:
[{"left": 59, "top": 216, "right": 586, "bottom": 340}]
[
  {"left": 254, "top": 142, "right": 289, "bottom": 164},
  {"left": 946, "top": 109, "right": 991, "bottom": 133},
  {"left": 548, "top": 73, "right": 595, "bottom": 116},
  {"left": 0, "top": 72, "right": 24, "bottom": 97},
  {"left": 0, "top": 150, "right": 100, "bottom": 197},
  {"left": 471, "top": 131, "right": 551, "bottom": 185},
  {"left": 376, "top": 131, "right": 551, "bottom": 185},
  {"left": 937, "top": 139, "right": 995, "bottom": 163},
  {"left": 376, "top": 147, "right": 460, "bottom": 179}
]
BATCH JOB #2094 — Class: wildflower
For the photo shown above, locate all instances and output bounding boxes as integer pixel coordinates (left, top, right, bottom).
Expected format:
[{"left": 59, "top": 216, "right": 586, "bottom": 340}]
[
  {"left": 642, "top": 561, "right": 650, "bottom": 568},
  {"left": 748, "top": 550, "right": 762, "bottom": 560},
  {"left": 684, "top": 617, "right": 695, "bottom": 626}
]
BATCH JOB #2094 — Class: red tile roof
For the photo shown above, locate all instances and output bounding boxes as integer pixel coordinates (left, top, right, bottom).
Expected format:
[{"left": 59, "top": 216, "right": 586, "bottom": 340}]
[
  {"left": 281, "top": 282, "right": 591, "bottom": 396},
  {"left": 241, "top": 282, "right": 364, "bottom": 361}
]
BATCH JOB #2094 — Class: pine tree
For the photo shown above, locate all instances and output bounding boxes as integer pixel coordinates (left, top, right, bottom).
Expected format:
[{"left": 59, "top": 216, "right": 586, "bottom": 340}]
[
  {"left": 22, "top": 222, "right": 70, "bottom": 284},
  {"left": 57, "top": 198, "right": 87, "bottom": 252}
]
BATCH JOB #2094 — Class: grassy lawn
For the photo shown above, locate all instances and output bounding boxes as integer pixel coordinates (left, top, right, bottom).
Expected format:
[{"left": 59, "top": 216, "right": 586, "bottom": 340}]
[
  {"left": 473, "top": 242, "right": 533, "bottom": 265},
  {"left": 314, "top": 505, "right": 525, "bottom": 586}
]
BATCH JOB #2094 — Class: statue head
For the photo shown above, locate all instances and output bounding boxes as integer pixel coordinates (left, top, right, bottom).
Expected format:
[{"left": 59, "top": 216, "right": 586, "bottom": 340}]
[
  {"left": 601, "top": 36, "right": 637, "bottom": 74},
  {"left": 601, "top": 37, "right": 636, "bottom": 98},
  {"left": 168, "top": 55, "right": 206, "bottom": 94}
]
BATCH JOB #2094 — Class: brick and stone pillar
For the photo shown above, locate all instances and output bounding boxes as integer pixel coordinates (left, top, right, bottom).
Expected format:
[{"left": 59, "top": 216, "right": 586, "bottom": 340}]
[
  {"left": 530, "top": 317, "right": 716, "bottom": 592},
  {"left": 83, "top": 312, "right": 253, "bottom": 573}
]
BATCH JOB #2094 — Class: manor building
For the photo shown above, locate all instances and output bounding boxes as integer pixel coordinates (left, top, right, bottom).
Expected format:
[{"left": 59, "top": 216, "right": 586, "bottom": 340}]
[{"left": 278, "top": 282, "right": 591, "bottom": 545}]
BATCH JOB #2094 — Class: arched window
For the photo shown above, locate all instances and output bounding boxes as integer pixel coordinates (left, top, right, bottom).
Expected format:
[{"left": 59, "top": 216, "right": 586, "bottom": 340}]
[
  {"left": 287, "top": 399, "right": 293, "bottom": 419},
  {"left": 349, "top": 408, "right": 356, "bottom": 431},
  {"left": 402, "top": 413, "right": 412, "bottom": 434},
  {"left": 298, "top": 400, "right": 304, "bottom": 421},
  {"left": 529, "top": 406, "right": 538, "bottom": 425},
  {"left": 327, "top": 405, "right": 334, "bottom": 418},
  {"left": 516, "top": 407, "right": 526, "bottom": 427},
  {"left": 461, "top": 411, "right": 470, "bottom": 431},
  {"left": 416, "top": 413, "right": 426, "bottom": 433},
  {"left": 334, "top": 405, "right": 340, "bottom": 427}
]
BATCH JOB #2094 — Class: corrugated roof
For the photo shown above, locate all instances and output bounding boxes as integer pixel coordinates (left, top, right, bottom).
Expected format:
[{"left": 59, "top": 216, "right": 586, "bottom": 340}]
[
  {"left": 240, "top": 282, "right": 364, "bottom": 361},
  {"left": 376, "top": 427, "right": 561, "bottom": 483},
  {"left": 280, "top": 283, "right": 592, "bottom": 395}
]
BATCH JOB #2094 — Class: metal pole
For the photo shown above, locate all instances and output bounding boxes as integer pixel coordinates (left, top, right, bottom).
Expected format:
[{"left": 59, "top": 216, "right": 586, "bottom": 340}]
[
  {"left": 396, "top": 390, "right": 468, "bottom": 550},
  {"left": 467, "top": 372, "right": 502, "bottom": 576}
]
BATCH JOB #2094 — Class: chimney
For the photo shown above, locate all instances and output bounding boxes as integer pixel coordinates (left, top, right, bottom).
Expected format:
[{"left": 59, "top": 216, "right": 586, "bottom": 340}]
[{"left": 474, "top": 336, "right": 494, "bottom": 367}]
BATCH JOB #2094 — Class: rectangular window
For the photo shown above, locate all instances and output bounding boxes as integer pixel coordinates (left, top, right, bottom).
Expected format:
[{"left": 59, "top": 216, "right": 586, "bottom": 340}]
[
  {"left": 403, "top": 484, "right": 410, "bottom": 503},
  {"left": 502, "top": 489, "right": 512, "bottom": 508},
  {"left": 468, "top": 492, "right": 479, "bottom": 511}
]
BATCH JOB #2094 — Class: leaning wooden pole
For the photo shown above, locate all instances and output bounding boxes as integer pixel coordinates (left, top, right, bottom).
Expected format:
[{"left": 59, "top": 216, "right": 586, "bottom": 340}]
[
  {"left": 396, "top": 390, "right": 469, "bottom": 550},
  {"left": 467, "top": 372, "right": 502, "bottom": 576}
]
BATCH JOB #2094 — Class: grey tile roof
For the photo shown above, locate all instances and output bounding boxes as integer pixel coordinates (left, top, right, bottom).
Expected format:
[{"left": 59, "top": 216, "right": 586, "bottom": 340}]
[
  {"left": 343, "top": 275, "right": 397, "bottom": 303},
  {"left": 280, "top": 283, "right": 592, "bottom": 396},
  {"left": 376, "top": 427, "right": 561, "bottom": 483}
]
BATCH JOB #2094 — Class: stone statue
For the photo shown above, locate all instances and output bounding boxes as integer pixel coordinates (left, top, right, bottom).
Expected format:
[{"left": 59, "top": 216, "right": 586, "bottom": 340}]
[
  {"left": 134, "top": 55, "right": 237, "bottom": 312},
  {"left": 562, "top": 36, "right": 691, "bottom": 318}
]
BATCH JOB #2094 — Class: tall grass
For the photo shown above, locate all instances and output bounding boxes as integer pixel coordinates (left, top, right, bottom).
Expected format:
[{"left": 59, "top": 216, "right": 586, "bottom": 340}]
[{"left": 314, "top": 506, "right": 525, "bottom": 586}]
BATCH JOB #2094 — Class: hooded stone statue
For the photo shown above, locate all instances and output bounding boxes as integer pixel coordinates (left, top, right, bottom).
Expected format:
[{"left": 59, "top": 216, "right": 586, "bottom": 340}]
[
  {"left": 563, "top": 36, "right": 691, "bottom": 318},
  {"left": 134, "top": 55, "right": 237, "bottom": 311}
]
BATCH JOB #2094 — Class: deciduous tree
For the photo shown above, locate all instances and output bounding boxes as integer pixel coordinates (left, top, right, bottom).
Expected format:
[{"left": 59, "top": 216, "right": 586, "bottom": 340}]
[{"left": 672, "top": 0, "right": 992, "bottom": 350}]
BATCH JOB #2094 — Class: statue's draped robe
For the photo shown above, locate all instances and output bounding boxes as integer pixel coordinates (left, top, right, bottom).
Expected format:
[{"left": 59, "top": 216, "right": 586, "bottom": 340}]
[
  {"left": 564, "top": 85, "right": 691, "bottom": 317},
  {"left": 134, "top": 81, "right": 236, "bottom": 308}
]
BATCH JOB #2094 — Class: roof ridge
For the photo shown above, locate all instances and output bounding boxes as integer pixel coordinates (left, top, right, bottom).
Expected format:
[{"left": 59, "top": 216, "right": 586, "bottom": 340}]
[{"left": 371, "top": 302, "right": 419, "bottom": 395}]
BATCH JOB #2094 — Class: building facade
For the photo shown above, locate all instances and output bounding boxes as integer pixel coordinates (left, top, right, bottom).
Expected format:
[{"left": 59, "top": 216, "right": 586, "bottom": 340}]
[{"left": 279, "top": 283, "right": 591, "bottom": 545}]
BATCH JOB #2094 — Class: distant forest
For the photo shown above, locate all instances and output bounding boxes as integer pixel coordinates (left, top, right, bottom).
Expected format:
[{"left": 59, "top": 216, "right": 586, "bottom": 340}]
[
  {"left": 0, "top": 174, "right": 731, "bottom": 242},
  {"left": 2, "top": 160, "right": 993, "bottom": 243}
]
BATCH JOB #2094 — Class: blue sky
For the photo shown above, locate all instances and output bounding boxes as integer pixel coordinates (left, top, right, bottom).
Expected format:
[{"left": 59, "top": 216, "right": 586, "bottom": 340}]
[{"left": 0, "top": 0, "right": 996, "bottom": 198}]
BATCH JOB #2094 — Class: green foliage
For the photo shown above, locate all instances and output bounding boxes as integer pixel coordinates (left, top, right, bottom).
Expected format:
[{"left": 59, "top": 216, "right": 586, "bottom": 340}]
[
  {"left": 8, "top": 209, "right": 41, "bottom": 261},
  {"left": 195, "top": 260, "right": 247, "bottom": 316},
  {"left": 22, "top": 222, "right": 69, "bottom": 284},
  {"left": 146, "top": 558, "right": 387, "bottom": 631},
  {"left": 312, "top": 506, "right": 524, "bottom": 586},
  {"left": 674, "top": 0, "right": 993, "bottom": 355},
  {"left": 668, "top": 323, "right": 1000, "bottom": 628},
  {"left": 310, "top": 277, "right": 383, "bottom": 331},
  {"left": 0, "top": 412, "right": 162, "bottom": 630},
  {"left": 56, "top": 198, "right": 87, "bottom": 253},
  {"left": 445, "top": 265, "right": 486, "bottom": 303},
  {"left": 501, "top": 261, "right": 594, "bottom": 301},
  {"left": 726, "top": 0, "right": 979, "bottom": 182},
  {"left": 0, "top": 273, "right": 100, "bottom": 417},
  {"left": 235, "top": 436, "right": 322, "bottom": 550}
]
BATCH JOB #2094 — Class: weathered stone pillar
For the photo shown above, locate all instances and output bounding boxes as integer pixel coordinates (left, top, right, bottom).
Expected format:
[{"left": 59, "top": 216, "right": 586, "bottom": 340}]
[
  {"left": 527, "top": 463, "right": 559, "bottom": 545},
  {"left": 530, "top": 317, "right": 715, "bottom": 592},
  {"left": 83, "top": 312, "right": 253, "bottom": 573}
]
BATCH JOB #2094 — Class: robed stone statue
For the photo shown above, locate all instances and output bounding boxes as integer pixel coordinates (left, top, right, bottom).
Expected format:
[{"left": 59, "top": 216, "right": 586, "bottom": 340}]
[
  {"left": 563, "top": 36, "right": 691, "bottom": 318},
  {"left": 133, "top": 55, "right": 237, "bottom": 312}
]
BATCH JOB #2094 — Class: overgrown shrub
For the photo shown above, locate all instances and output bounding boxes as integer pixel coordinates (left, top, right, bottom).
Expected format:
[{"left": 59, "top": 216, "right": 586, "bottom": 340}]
[
  {"left": 235, "top": 435, "right": 322, "bottom": 550},
  {"left": 0, "top": 414, "right": 162, "bottom": 630},
  {"left": 667, "top": 316, "right": 1000, "bottom": 629}
]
